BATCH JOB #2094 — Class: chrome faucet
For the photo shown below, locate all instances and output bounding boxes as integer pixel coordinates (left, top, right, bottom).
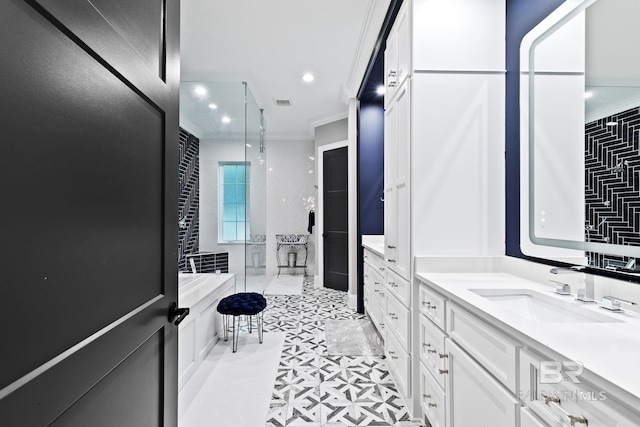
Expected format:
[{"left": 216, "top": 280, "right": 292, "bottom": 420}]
[
  {"left": 549, "top": 266, "right": 596, "bottom": 303},
  {"left": 600, "top": 295, "right": 637, "bottom": 313}
]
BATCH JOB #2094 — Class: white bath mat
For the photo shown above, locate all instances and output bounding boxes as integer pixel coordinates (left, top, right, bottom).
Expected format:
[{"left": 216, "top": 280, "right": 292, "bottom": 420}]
[
  {"left": 325, "top": 319, "right": 384, "bottom": 356},
  {"left": 264, "top": 274, "right": 304, "bottom": 295}
]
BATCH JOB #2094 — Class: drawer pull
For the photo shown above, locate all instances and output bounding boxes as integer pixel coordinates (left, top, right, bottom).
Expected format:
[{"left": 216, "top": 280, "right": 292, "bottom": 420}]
[
  {"left": 374, "top": 289, "right": 380, "bottom": 292},
  {"left": 387, "top": 245, "right": 396, "bottom": 249},
  {"left": 541, "top": 393, "right": 561, "bottom": 405},
  {"left": 374, "top": 282, "right": 380, "bottom": 285},
  {"left": 568, "top": 415, "right": 588, "bottom": 426},
  {"left": 428, "top": 403, "right": 437, "bottom": 408},
  {"left": 388, "top": 259, "right": 396, "bottom": 263},
  {"left": 388, "top": 350, "right": 396, "bottom": 355},
  {"left": 439, "top": 353, "right": 448, "bottom": 359},
  {"left": 422, "top": 342, "right": 431, "bottom": 348},
  {"left": 389, "top": 312, "right": 396, "bottom": 316},
  {"left": 427, "top": 349, "right": 437, "bottom": 354},
  {"left": 423, "top": 394, "right": 431, "bottom": 400},
  {"left": 439, "top": 369, "right": 449, "bottom": 375},
  {"left": 391, "top": 355, "right": 398, "bottom": 360},
  {"left": 379, "top": 267, "right": 385, "bottom": 272}
]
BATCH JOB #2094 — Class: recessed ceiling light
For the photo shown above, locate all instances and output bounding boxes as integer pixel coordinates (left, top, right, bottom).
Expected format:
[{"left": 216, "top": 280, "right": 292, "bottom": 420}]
[
  {"left": 221, "top": 116, "right": 231, "bottom": 123},
  {"left": 302, "top": 73, "right": 314, "bottom": 83},
  {"left": 208, "top": 103, "right": 217, "bottom": 109},
  {"left": 584, "top": 91, "right": 593, "bottom": 99},
  {"left": 376, "top": 85, "right": 385, "bottom": 95},
  {"left": 195, "top": 86, "right": 206, "bottom": 95}
]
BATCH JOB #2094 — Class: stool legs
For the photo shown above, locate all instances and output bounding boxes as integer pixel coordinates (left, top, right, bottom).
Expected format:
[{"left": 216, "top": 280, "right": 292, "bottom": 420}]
[{"left": 222, "top": 312, "right": 264, "bottom": 352}]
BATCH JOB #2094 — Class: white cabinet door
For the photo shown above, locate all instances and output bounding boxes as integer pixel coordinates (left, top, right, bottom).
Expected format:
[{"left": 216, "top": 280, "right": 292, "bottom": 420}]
[
  {"left": 445, "top": 339, "right": 518, "bottom": 427},
  {"left": 384, "top": 79, "right": 411, "bottom": 280}
]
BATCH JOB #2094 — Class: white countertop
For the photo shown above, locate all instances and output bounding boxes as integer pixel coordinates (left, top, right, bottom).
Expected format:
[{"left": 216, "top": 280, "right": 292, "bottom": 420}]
[
  {"left": 178, "top": 273, "right": 235, "bottom": 308},
  {"left": 362, "top": 235, "right": 384, "bottom": 257},
  {"left": 416, "top": 271, "right": 640, "bottom": 402}
]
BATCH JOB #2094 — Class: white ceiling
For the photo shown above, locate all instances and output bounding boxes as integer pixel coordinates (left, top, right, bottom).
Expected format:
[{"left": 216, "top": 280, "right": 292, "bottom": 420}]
[{"left": 180, "top": 0, "right": 389, "bottom": 140}]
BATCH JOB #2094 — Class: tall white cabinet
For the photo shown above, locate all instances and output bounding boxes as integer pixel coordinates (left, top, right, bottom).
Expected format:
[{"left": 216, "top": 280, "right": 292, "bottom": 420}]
[{"left": 381, "top": 0, "right": 506, "bottom": 419}]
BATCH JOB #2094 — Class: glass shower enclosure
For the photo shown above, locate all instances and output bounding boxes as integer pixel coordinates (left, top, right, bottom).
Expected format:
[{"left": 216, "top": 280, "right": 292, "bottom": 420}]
[{"left": 179, "top": 81, "right": 267, "bottom": 293}]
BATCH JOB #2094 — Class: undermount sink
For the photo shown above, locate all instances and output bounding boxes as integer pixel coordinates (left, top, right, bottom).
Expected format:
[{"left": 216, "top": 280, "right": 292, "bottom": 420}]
[{"left": 470, "top": 289, "right": 623, "bottom": 323}]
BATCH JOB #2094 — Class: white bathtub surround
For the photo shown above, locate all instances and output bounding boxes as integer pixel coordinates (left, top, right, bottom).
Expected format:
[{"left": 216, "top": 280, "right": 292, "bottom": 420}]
[
  {"left": 264, "top": 274, "right": 304, "bottom": 295},
  {"left": 178, "top": 273, "right": 236, "bottom": 391},
  {"left": 178, "top": 331, "right": 285, "bottom": 426}
]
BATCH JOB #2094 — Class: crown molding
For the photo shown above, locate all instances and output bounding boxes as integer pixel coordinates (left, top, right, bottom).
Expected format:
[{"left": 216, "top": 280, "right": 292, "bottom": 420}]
[{"left": 342, "top": 0, "right": 392, "bottom": 102}]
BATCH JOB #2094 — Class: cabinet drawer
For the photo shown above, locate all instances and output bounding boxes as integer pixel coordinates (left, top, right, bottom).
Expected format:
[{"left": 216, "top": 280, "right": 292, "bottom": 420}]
[
  {"left": 385, "top": 326, "right": 410, "bottom": 398},
  {"left": 519, "top": 348, "right": 640, "bottom": 427},
  {"left": 419, "top": 362, "right": 445, "bottom": 427},
  {"left": 386, "top": 267, "right": 410, "bottom": 307},
  {"left": 447, "top": 302, "right": 517, "bottom": 392},
  {"left": 364, "top": 264, "right": 384, "bottom": 289},
  {"left": 419, "top": 313, "right": 447, "bottom": 391},
  {"left": 385, "top": 292, "right": 410, "bottom": 351},
  {"left": 419, "top": 282, "right": 446, "bottom": 330},
  {"left": 363, "top": 248, "right": 386, "bottom": 276}
]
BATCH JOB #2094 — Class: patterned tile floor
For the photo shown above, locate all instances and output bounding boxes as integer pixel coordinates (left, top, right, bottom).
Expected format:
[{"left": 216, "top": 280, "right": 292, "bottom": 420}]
[{"left": 263, "top": 276, "right": 422, "bottom": 427}]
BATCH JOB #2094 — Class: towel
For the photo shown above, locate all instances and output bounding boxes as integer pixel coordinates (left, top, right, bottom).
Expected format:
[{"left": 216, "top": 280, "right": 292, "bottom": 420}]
[{"left": 307, "top": 210, "right": 315, "bottom": 234}]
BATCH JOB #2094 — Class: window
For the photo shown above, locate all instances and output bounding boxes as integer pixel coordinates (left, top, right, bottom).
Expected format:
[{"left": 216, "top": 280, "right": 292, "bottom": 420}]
[{"left": 219, "top": 162, "right": 250, "bottom": 242}]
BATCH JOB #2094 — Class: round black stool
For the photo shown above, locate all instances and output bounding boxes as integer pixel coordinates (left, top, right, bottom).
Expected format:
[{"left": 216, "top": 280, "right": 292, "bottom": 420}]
[{"left": 217, "top": 292, "right": 267, "bottom": 352}]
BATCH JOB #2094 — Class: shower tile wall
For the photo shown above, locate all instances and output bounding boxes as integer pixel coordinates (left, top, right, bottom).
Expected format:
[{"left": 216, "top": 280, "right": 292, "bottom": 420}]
[
  {"left": 178, "top": 127, "right": 200, "bottom": 271},
  {"left": 585, "top": 107, "right": 640, "bottom": 267},
  {"left": 266, "top": 140, "right": 316, "bottom": 276}
]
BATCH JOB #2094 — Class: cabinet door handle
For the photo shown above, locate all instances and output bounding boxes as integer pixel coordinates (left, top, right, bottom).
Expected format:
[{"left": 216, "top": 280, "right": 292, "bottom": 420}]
[
  {"left": 374, "top": 289, "right": 380, "bottom": 293},
  {"left": 387, "top": 259, "right": 396, "bottom": 263},
  {"left": 568, "top": 415, "right": 588, "bottom": 426},
  {"left": 387, "top": 245, "right": 396, "bottom": 249},
  {"left": 439, "top": 353, "right": 448, "bottom": 359},
  {"left": 422, "top": 342, "right": 431, "bottom": 348},
  {"left": 423, "top": 394, "right": 431, "bottom": 400},
  {"left": 541, "top": 393, "right": 561, "bottom": 405},
  {"left": 428, "top": 349, "right": 437, "bottom": 354},
  {"left": 428, "top": 403, "right": 437, "bottom": 408},
  {"left": 439, "top": 369, "right": 448, "bottom": 375}
]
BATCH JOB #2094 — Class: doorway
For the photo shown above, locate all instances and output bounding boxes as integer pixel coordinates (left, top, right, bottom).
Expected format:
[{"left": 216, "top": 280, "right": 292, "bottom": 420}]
[{"left": 321, "top": 146, "right": 349, "bottom": 291}]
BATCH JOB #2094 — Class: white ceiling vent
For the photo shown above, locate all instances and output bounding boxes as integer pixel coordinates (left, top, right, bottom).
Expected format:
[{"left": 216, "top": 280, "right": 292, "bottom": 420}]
[{"left": 274, "top": 99, "right": 293, "bottom": 107}]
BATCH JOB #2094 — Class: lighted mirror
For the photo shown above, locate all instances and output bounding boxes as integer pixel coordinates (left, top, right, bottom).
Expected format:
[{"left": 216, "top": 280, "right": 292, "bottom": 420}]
[{"left": 521, "top": 0, "right": 640, "bottom": 271}]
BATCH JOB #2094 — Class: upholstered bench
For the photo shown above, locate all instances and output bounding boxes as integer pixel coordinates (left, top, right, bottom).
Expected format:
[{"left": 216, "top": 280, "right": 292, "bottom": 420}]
[{"left": 217, "top": 292, "right": 267, "bottom": 352}]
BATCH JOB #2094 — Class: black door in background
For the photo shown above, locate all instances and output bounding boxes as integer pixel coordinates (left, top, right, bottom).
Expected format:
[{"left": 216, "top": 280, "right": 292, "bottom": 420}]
[
  {"left": 323, "top": 147, "right": 349, "bottom": 291},
  {"left": 0, "top": 0, "right": 180, "bottom": 425}
]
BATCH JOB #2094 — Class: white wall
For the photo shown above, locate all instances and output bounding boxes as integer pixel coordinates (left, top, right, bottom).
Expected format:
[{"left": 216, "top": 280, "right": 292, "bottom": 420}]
[{"left": 265, "top": 139, "right": 316, "bottom": 277}]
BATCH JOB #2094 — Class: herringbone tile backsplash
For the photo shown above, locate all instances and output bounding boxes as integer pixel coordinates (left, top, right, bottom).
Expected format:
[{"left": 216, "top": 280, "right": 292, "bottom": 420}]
[
  {"left": 178, "top": 128, "right": 200, "bottom": 271},
  {"left": 585, "top": 107, "right": 640, "bottom": 267}
]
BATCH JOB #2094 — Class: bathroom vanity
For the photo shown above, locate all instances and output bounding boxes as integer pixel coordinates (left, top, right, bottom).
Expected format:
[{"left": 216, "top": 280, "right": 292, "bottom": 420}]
[
  {"left": 415, "top": 263, "right": 640, "bottom": 427},
  {"left": 363, "top": 235, "right": 414, "bottom": 405}
]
